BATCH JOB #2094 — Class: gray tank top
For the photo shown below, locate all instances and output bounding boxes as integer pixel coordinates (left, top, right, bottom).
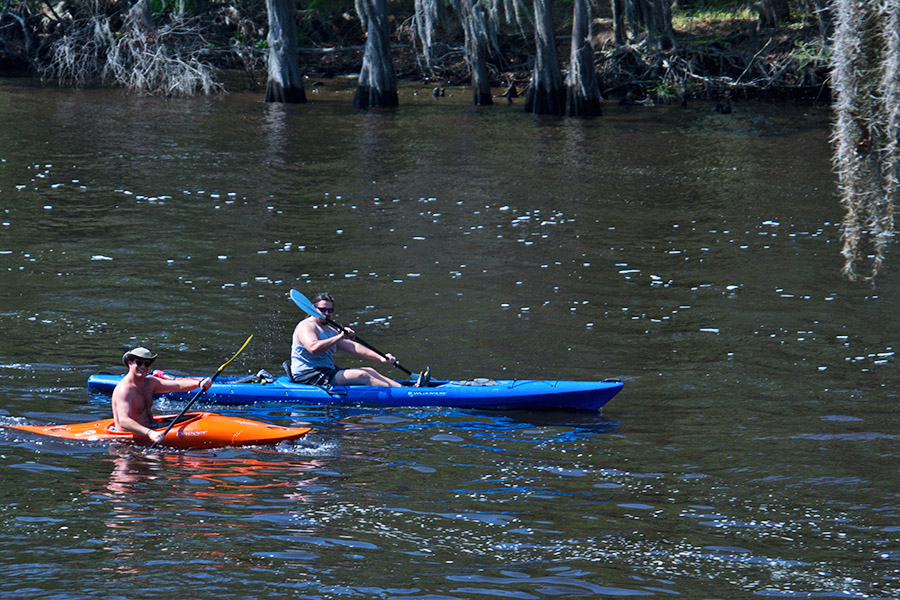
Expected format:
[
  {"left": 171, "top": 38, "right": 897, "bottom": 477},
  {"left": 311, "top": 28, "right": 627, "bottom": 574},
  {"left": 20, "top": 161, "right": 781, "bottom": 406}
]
[{"left": 291, "top": 319, "right": 338, "bottom": 375}]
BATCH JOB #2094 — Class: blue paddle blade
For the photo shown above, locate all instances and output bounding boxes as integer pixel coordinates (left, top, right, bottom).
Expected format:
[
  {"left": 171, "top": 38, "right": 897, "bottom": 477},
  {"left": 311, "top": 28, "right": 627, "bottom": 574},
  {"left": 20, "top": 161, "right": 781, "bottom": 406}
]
[{"left": 290, "top": 289, "right": 326, "bottom": 319}]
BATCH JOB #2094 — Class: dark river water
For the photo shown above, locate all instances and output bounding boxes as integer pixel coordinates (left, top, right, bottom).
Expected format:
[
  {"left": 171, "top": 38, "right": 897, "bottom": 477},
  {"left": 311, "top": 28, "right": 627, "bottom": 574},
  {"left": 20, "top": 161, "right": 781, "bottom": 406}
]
[{"left": 1, "top": 78, "right": 898, "bottom": 599}]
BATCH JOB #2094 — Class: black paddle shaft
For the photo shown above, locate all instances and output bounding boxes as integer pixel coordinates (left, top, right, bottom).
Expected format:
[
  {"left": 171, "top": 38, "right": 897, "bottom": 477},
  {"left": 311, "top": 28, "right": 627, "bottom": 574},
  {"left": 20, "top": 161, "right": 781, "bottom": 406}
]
[
  {"left": 324, "top": 316, "right": 414, "bottom": 377},
  {"left": 148, "top": 335, "right": 253, "bottom": 450},
  {"left": 147, "top": 370, "right": 220, "bottom": 450}
]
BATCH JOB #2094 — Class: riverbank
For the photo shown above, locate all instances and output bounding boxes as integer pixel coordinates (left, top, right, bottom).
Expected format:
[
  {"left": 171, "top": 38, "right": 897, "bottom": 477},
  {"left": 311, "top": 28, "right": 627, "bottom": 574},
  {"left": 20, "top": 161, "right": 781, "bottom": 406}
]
[
  {"left": 0, "top": 6, "right": 829, "bottom": 104},
  {"left": 214, "top": 17, "right": 831, "bottom": 105}
]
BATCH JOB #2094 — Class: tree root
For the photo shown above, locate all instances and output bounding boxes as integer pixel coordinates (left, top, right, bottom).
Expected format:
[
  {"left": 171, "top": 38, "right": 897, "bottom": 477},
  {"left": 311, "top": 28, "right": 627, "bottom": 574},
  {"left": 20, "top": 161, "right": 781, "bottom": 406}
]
[
  {"left": 595, "top": 28, "right": 831, "bottom": 104},
  {"left": 40, "top": 11, "right": 223, "bottom": 95}
]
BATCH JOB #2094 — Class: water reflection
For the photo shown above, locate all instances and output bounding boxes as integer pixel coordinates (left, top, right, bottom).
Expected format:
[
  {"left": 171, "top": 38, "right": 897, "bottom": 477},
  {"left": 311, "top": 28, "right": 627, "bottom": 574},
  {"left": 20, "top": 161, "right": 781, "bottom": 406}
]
[
  {"left": 94, "top": 447, "right": 329, "bottom": 583},
  {"left": 102, "top": 447, "right": 324, "bottom": 506},
  {"left": 262, "top": 102, "right": 290, "bottom": 167},
  {"left": 353, "top": 109, "right": 402, "bottom": 183}
]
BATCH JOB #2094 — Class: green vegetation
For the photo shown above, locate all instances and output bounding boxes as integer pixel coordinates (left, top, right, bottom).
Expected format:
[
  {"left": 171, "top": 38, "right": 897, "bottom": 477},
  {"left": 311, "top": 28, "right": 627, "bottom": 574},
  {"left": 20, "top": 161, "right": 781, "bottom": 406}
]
[
  {"left": 793, "top": 39, "right": 830, "bottom": 69},
  {"left": 672, "top": 3, "right": 754, "bottom": 26},
  {"left": 649, "top": 79, "right": 680, "bottom": 102}
]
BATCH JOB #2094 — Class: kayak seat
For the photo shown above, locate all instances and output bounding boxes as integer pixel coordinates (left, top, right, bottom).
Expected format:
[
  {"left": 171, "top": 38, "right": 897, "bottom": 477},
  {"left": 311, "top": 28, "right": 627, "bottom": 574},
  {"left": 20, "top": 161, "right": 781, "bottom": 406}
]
[
  {"left": 233, "top": 370, "right": 275, "bottom": 384},
  {"left": 152, "top": 412, "right": 200, "bottom": 430}
]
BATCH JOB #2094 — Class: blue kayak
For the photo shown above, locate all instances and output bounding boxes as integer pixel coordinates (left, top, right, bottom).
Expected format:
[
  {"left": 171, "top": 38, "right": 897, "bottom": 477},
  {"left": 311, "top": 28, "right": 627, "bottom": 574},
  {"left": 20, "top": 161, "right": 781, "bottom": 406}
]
[{"left": 87, "top": 374, "right": 623, "bottom": 411}]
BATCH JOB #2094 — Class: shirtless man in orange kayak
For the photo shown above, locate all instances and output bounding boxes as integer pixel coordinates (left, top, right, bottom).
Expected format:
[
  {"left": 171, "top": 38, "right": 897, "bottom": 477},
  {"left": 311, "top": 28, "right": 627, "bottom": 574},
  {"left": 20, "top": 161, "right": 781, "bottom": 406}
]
[{"left": 112, "top": 347, "right": 212, "bottom": 444}]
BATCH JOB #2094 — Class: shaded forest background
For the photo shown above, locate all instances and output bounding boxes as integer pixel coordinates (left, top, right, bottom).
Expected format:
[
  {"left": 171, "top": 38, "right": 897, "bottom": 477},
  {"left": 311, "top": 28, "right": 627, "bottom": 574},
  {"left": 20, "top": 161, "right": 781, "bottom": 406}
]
[{"left": 0, "top": 0, "right": 831, "bottom": 104}]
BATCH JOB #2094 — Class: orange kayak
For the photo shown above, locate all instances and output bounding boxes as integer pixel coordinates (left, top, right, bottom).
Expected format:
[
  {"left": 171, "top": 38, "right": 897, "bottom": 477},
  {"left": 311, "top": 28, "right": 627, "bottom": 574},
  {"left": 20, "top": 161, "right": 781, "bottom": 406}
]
[{"left": 8, "top": 412, "right": 312, "bottom": 449}]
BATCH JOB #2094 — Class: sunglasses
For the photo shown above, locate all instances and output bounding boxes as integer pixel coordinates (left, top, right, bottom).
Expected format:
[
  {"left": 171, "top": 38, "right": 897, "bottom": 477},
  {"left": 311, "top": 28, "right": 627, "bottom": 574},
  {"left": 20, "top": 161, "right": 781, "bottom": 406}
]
[
  {"left": 317, "top": 306, "right": 334, "bottom": 314},
  {"left": 130, "top": 358, "right": 154, "bottom": 367}
]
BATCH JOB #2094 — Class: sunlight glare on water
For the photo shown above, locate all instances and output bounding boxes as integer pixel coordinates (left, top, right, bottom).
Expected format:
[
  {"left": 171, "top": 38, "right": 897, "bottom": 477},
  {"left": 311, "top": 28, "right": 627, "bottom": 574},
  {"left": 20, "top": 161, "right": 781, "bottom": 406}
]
[{"left": 0, "top": 80, "right": 898, "bottom": 599}]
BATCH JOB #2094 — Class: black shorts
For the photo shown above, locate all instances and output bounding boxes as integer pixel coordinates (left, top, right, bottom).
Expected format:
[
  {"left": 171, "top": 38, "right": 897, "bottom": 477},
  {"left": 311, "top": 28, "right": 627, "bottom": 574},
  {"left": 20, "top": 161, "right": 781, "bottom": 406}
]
[{"left": 291, "top": 366, "right": 339, "bottom": 387}]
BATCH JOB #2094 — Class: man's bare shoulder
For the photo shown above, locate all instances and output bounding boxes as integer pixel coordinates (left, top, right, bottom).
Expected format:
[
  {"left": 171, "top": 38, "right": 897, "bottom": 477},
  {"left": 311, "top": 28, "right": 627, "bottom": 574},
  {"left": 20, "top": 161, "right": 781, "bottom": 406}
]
[
  {"left": 113, "top": 376, "right": 158, "bottom": 397},
  {"left": 113, "top": 377, "right": 133, "bottom": 394}
]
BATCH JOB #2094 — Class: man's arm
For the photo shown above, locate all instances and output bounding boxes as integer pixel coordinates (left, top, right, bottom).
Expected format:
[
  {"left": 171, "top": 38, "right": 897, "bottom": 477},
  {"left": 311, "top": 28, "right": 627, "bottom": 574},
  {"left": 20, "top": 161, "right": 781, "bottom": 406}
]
[
  {"left": 150, "top": 375, "right": 212, "bottom": 394},
  {"left": 111, "top": 391, "right": 164, "bottom": 443},
  {"left": 337, "top": 338, "right": 395, "bottom": 365},
  {"left": 296, "top": 321, "right": 345, "bottom": 354}
]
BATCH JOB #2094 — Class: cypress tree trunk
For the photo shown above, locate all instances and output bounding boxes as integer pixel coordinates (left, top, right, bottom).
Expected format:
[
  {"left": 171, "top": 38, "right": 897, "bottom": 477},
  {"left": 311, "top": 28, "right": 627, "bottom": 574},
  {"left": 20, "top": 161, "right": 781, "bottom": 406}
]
[
  {"left": 565, "top": 0, "right": 602, "bottom": 116},
  {"left": 265, "top": 0, "right": 306, "bottom": 103},
  {"left": 524, "top": 0, "right": 565, "bottom": 115},
  {"left": 354, "top": 0, "right": 398, "bottom": 109},
  {"left": 831, "top": 0, "right": 900, "bottom": 281},
  {"left": 624, "top": 0, "right": 674, "bottom": 49},
  {"left": 611, "top": 0, "right": 627, "bottom": 45},
  {"left": 414, "top": 0, "right": 440, "bottom": 67},
  {"left": 460, "top": 0, "right": 493, "bottom": 105}
]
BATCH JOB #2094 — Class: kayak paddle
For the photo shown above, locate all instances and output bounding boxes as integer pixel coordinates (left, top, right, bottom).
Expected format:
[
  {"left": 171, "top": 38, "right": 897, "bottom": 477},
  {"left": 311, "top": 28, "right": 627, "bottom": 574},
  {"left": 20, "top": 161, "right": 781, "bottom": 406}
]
[
  {"left": 289, "top": 289, "right": 414, "bottom": 377},
  {"left": 148, "top": 334, "right": 254, "bottom": 449}
]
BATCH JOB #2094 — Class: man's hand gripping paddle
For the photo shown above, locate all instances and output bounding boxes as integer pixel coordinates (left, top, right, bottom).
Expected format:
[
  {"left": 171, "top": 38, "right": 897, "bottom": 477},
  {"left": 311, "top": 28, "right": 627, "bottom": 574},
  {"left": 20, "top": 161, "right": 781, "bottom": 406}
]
[
  {"left": 148, "top": 335, "right": 253, "bottom": 449},
  {"left": 289, "top": 289, "right": 426, "bottom": 381}
]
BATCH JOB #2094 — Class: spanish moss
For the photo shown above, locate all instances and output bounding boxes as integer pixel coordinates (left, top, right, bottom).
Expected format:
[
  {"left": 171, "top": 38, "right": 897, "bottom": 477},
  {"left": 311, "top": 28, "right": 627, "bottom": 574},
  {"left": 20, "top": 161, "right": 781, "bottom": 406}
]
[{"left": 831, "top": 0, "right": 900, "bottom": 281}]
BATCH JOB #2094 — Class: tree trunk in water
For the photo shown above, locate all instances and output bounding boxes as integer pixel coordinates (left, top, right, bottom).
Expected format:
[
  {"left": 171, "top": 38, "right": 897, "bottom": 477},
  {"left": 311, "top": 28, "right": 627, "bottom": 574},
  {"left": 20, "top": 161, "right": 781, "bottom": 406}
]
[
  {"left": 414, "top": 0, "right": 440, "bottom": 67},
  {"left": 354, "top": 0, "right": 398, "bottom": 109},
  {"left": 831, "top": 0, "right": 899, "bottom": 281},
  {"left": 460, "top": 0, "right": 493, "bottom": 105},
  {"left": 566, "top": 0, "right": 601, "bottom": 116},
  {"left": 524, "top": 0, "right": 565, "bottom": 115},
  {"left": 265, "top": 0, "right": 306, "bottom": 103}
]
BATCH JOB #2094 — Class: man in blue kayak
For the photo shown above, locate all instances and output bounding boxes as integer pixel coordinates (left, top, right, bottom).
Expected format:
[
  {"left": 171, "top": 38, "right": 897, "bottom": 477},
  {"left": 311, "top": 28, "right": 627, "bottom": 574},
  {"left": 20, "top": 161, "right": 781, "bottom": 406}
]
[
  {"left": 291, "top": 292, "right": 429, "bottom": 388},
  {"left": 112, "top": 347, "right": 212, "bottom": 444}
]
